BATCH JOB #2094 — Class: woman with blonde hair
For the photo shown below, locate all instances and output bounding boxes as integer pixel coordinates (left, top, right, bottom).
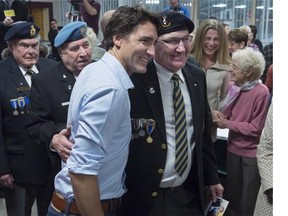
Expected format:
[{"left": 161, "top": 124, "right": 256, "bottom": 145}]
[{"left": 190, "top": 19, "right": 231, "bottom": 142}]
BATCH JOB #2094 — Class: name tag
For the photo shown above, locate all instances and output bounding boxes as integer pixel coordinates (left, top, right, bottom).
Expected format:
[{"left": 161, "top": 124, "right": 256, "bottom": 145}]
[
  {"left": 61, "top": 101, "right": 70, "bottom": 106},
  {"left": 17, "top": 86, "right": 31, "bottom": 92},
  {"left": 4, "top": 10, "right": 15, "bottom": 17}
]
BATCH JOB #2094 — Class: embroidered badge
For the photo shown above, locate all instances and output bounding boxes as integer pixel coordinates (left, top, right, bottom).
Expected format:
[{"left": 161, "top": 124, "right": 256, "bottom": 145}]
[
  {"left": 30, "top": 25, "right": 36, "bottom": 37},
  {"left": 161, "top": 15, "right": 171, "bottom": 28}
]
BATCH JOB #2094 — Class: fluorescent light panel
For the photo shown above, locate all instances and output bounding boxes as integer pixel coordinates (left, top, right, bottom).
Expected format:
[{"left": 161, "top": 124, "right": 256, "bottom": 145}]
[{"left": 213, "top": 4, "right": 226, "bottom": 8}]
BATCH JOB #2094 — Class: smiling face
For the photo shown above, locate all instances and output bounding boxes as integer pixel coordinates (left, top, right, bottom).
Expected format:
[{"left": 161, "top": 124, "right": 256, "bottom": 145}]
[
  {"left": 115, "top": 21, "right": 158, "bottom": 75},
  {"left": 59, "top": 37, "right": 92, "bottom": 76},
  {"left": 230, "top": 59, "right": 250, "bottom": 87},
  {"left": 10, "top": 37, "right": 40, "bottom": 69},
  {"left": 203, "top": 29, "right": 220, "bottom": 58},
  {"left": 154, "top": 30, "right": 192, "bottom": 72}
]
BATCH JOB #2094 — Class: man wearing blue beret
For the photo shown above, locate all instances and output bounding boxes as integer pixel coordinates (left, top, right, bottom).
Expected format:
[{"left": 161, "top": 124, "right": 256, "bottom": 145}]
[
  {"left": 26, "top": 21, "right": 92, "bottom": 188},
  {"left": 0, "top": 21, "right": 57, "bottom": 215},
  {"left": 46, "top": 5, "right": 159, "bottom": 216}
]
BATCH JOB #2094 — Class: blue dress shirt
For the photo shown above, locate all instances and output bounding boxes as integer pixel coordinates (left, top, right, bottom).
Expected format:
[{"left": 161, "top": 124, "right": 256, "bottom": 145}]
[{"left": 54, "top": 52, "right": 134, "bottom": 201}]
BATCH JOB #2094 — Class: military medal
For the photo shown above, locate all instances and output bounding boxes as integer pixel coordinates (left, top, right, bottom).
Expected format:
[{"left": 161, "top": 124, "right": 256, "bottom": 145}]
[
  {"left": 10, "top": 99, "right": 18, "bottom": 116},
  {"left": 138, "top": 118, "right": 146, "bottom": 137},
  {"left": 24, "top": 96, "right": 30, "bottom": 113},
  {"left": 17, "top": 97, "right": 26, "bottom": 114},
  {"left": 145, "top": 119, "right": 156, "bottom": 143}
]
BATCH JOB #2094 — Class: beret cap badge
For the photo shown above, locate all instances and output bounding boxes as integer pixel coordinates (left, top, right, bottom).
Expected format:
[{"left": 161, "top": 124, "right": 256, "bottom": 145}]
[
  {"left": 80, "top": 26, "right": 87, "bottom": 37},
  {"left": 161, "top": 16, "right": 171, "bottom": 28},
  {"left": 30, "top": 25, "right": 36, "bottom": 37}
]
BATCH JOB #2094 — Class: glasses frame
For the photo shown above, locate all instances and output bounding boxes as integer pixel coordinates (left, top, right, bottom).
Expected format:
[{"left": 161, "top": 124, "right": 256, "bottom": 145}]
[{"left": 157, "top": 35, "right": 193, "bottom": 47}]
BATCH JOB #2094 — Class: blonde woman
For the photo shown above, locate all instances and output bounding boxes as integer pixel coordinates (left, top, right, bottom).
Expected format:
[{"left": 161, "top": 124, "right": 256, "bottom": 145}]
[{"left": 190, "top": 19, "right": 231, "bottom": 142}]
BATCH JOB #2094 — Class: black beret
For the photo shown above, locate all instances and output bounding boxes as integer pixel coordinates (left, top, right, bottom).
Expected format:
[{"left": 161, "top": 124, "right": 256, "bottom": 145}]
[
  {"left": 4, "top": 22, "right": 40, "bottom": 41},
  {"left": 157, "top": 11, "right": 194, "bottom": 36},
  {"left": 54, "top": 21, "right": 87, "bottom": 48}
]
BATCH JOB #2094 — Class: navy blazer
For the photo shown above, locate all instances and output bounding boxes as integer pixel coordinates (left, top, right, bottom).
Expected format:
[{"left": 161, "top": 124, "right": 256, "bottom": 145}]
[
  {"left": 26, "top": 62, "right": 76, "bottom": 167},
  {"left": 120, "top": 60, "right": 220, "bottom": 215},
  {"left": 0, "top": 56, "right": 57, "bottom": 184}
]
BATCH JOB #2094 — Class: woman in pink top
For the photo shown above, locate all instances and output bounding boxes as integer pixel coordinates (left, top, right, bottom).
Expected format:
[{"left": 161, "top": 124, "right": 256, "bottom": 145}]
[{"left": 214, "top": 47, "right": 270, "bottom": 216}]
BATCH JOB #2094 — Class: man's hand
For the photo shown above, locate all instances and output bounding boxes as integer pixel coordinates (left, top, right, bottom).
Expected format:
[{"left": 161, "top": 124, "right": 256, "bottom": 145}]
[
  {"left": 0, "top": 174, "right": 14, "bottom": 189},
  {"left": 51, "top": 128, "right": 73, "bottom": 162},
  {"left": 209, "top": 184, "right": 224, "bottom": 202},
  {"left": 3, "top": 17, "right": 13, "bottom": 26}
]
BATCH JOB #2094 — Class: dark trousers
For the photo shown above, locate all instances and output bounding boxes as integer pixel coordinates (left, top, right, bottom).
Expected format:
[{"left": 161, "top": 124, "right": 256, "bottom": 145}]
[
  {"left": 224, "top": 151, "right": 260, "bottom": 216},
  {"left": 149, "top": 186, "right": 203, "bottom": 216},
  {"left": 4, "top": 181, "right": 54, "bottom": 216}
]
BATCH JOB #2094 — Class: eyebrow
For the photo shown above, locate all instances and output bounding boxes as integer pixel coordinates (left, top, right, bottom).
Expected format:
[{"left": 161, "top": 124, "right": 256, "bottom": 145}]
[{"left": 18, "top": 41, "right": 39, "bottom": 46}]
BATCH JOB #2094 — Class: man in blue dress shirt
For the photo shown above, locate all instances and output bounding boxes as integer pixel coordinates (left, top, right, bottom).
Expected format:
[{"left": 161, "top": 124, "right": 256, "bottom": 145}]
[{"left": 47, "top": 5, "right": 159, "bottom": 216}]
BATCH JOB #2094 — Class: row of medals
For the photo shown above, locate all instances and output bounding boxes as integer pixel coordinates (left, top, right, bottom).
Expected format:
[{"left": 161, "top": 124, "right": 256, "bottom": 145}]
[
  {"left": 10, "top": 96, "right": 30, "bottom": 116},
  {"left": 131, "top": 118, "right": 156, "bottom": 143}
]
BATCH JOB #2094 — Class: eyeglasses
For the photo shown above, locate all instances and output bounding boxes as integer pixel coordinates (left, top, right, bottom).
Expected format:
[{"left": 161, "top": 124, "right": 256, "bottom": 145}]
[
  {"left": 230, "top": 63, "right": 240, "bottom": 70},
  {"left": 157, "top": 35, "right": 193, "bottom": 47}
]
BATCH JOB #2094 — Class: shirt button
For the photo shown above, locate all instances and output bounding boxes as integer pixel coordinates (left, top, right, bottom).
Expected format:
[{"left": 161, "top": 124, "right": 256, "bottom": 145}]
[
  {"left": 158, "top": 169, "right": 164, "bottom": 174},
  {"left": 152, "top": 192, "right": 158, "bottom": 197},
  {"left": 161, "top": 143, "right": 167, "bottom": 149}
]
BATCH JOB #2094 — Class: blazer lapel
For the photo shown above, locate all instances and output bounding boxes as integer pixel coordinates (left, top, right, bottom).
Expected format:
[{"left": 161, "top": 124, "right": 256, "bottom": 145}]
[
  {"left": 7, "top": 57, "right": 31, "bottom": 96},
  {"left": 141, "top": 62, "right": 167, "bottom": 143},
  {"left": 59, "top": 63, "right": 76, "bottom": 94},
  {"left": 182, "top": 65, "right": 202, "bottom": 141}
]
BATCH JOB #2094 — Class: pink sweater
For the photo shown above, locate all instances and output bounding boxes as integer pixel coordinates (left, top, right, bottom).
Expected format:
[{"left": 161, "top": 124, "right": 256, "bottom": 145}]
[{"left": 224, "top": 83, "right": 270, "bottom": 157}]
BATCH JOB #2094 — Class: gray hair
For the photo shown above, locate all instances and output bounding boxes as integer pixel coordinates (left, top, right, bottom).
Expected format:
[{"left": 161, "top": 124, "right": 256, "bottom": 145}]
[{"left": 232, "top": 47, "right": 265, "bottom": 80}]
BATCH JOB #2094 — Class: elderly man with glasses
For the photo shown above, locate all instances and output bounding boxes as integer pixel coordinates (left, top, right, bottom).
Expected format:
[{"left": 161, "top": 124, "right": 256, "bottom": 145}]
[{"left": 118, "top": 11, "right": 223, "bottom": 216}]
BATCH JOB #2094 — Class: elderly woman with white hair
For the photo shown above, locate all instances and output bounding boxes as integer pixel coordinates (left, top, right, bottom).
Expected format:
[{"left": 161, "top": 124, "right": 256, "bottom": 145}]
[{"left": 214, "top": 47, "right": 271, "bottom": 216}]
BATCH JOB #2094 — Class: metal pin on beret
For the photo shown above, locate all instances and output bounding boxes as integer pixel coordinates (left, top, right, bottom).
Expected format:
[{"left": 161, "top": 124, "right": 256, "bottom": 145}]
[
  {"left": 4, "top": 22, "right": 40, "bottom": 41},
  {"left": 54, "top": 21, "right": 88, "bottom": 48},
  {"left": 157, "top": 11, "right": 194, "bottom": 36}
]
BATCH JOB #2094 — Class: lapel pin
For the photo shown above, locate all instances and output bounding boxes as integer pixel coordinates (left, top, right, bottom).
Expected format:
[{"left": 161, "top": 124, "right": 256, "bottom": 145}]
[
  {"left": 68, "top": 85, "right": 72, "bottom": 90},
  {"left": 194, "top": 83, "right": 197, "bottom": 86},
  {"left": 149, "top": 87, "right": 155, "bottom": 94}
]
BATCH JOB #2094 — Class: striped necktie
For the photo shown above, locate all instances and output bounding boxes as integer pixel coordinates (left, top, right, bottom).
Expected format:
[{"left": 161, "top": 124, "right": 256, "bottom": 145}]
[
  {"left": 171, "top": 74, "right": 188, "bottom": 176},
  {"left": 26, "top": 69, "right": 36, "bottom": 76}
]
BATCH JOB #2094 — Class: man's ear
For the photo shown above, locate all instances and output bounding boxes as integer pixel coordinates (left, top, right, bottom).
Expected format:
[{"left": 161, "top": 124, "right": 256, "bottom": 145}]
[{"left": 112, "top": 34, "right": 123, "bottom": 48}]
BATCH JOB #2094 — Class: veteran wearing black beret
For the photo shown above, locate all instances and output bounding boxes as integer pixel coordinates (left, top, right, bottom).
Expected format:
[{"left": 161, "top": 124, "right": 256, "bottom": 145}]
[
  {"left": 0, "top": 21, "right": 58, "bottom": 215},
  {"left": 118, "top": 10, "right": 223, "bottom": 216}
]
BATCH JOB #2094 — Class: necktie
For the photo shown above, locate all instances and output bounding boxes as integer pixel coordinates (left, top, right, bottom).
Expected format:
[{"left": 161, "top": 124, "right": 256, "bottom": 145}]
[
  {"left": 26, "top": 69, "right": 36, "bottom": 76},
  {"left": 171, "top": 74, "right": 188, "bottom": 176}
]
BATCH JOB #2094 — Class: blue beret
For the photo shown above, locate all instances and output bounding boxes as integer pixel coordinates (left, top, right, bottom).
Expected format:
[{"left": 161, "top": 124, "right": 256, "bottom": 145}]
[
  {"left": 4, "top": 22, "right": 40, "bottom": 41},
  {"left": 54, "top": 21, "right": 88, "bottom": 48},
  {"left": 157, "top": 11, "right": 194, "bottom": 36}
]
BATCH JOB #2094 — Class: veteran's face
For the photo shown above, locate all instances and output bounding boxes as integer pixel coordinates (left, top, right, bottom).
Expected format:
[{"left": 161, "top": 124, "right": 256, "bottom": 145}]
[
  {"left": 154, "top": 30, "right": 192, "bottom": 72},
  {"left": 10, "top": 38, "right": 40, "bottom": 69},
  {"left": 115, "top": 21, "right": 158, "bottom": 75},
  {"left": 60, "top": 37, "right": 92, "bottom": 76}
]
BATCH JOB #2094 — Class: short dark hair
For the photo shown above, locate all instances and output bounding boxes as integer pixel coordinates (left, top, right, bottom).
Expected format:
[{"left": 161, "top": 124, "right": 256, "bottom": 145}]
[
  {"left": 103, "top": 5, "right": 159, "bottom": 50},
  {"left": 50, "top": 18, "right": 57, "bottom": 23},
  {"left": 228, "top": 28, "right": 248, "bottom": 47}
]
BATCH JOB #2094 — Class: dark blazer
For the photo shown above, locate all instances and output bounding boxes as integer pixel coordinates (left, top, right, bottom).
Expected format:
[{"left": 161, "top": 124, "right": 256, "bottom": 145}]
[
  {"left": 26, "top": 62, "right": 76, "bottom": 168},
  {"left": 0, "top": 56, "right": 57, "bottom": 184},
  {"left": 121, "top": 61, "right": 220, "bottom": 215}
]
